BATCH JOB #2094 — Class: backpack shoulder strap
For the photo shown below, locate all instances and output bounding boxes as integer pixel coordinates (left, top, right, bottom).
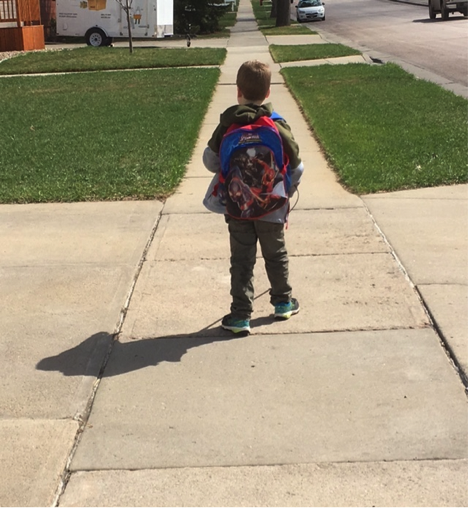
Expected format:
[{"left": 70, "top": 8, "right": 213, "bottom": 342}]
[{"left": 270, "top": 111, "right": 284, "bottom": 122}]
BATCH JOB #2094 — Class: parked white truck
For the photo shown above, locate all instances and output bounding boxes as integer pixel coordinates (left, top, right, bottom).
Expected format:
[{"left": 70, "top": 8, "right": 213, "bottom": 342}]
[
  {"left": 56, "top": 0, "right": 173, "bottom": 46},
  {"left": 428, "top": 0, "right": 468, "bottom": 19}
]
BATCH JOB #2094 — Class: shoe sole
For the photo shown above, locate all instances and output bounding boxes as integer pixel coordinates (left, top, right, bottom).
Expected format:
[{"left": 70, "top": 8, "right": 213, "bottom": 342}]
[
  {"left": 222, "top": 324, "right": 251, "bottom": 334},
  {"left": 274, "top": 307, "right": 300, "bottom": 320}
]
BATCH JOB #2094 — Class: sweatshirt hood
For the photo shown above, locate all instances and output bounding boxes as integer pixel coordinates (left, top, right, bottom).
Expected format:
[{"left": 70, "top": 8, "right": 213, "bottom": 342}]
[{"left": 219, "top": 102, "right": 274, "bottom": 127}]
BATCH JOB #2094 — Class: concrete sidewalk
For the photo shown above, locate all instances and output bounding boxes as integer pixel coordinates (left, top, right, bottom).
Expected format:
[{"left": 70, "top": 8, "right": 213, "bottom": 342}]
[{"left": 1, "top": 0, "right": 467, "bottom": 505}]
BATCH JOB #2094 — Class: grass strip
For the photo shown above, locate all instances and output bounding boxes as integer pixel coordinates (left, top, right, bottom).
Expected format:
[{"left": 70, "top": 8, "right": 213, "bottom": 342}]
[
  {"left": 270, "top": 43, "right": 361, "bottom": 62},
  {"left": 250, "top": 0, "right": 314, "bottom": 33},
  {"left": 260, "top": 25, "right": 314, "bottom": 35},
  {"left": 0, "top": 47, "right": 226, "bottom": 75},
  {"left": 192, "top": 9, "right": 239, "bottom": 37},
  {"left": 282, "top": 63, "right": 468, "bottom": 193},
  {"left": 218, "top": 10, "right": 238, "bottom": 31},
  {"left": 0, "top": 68, "right": 220, "bottom": 203}
]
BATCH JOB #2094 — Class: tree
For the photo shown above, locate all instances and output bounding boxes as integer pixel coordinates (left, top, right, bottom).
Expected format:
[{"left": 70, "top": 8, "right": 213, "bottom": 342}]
[
  {"left": 174, "top": 0, "right": 229, "bottom": 34},
  {"left": 269, "top": 0, "right": 277, "bottom": 18},
  {"left": 115, "top": 0, "right": 134, "bottom": 53},
  {"left": 275, "top": 0, "right": 291, "bottom": 26}
]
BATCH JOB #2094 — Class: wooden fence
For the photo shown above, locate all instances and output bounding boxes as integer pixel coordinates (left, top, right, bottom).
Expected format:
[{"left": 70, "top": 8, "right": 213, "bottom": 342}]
[
  {"left": 0, "top": 0, "right": 18, "bottom": 23},
  {"left": 0, "top": 0, "right": 44, "bottom": 50},
  {"left": 0, "top": 0, "right": 41, "bottom": 24}
]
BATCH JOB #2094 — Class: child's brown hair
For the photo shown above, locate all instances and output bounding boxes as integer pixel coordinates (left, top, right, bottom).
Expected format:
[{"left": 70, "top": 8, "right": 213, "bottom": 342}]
[{"left": 236, "top": 60, "right": 271, "bottom": 102}]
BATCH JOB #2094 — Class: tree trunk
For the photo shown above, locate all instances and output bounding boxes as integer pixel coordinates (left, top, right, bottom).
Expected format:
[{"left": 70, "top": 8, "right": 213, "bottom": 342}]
[
  {"left": 270, "top": 0, "right": 277, "bottom": 18},
  {"left": 125, "top": 0, "right": 133, "bottom": 53},
  {"left": 276, "top": 0, "right": 291, "bottom": 26}
]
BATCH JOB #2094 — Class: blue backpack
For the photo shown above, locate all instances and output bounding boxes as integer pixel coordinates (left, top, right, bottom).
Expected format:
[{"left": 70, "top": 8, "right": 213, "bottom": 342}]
[{"left": 215, "top": 113, "right": 291, "bottom": 220}]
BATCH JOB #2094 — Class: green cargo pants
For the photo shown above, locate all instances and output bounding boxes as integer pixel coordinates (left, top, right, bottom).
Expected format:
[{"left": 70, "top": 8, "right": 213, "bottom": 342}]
[{"left": 226, "top": 217, "right": 292, "bottom": 320}]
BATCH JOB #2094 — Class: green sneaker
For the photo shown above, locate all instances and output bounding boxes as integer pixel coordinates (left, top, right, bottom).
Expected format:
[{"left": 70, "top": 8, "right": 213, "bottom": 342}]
[
  {"left": 221, "top": 314, "right": 251, "bottom": 334},
  {"left": 274, "top": 298, "right": 300, "bottom": 319}
]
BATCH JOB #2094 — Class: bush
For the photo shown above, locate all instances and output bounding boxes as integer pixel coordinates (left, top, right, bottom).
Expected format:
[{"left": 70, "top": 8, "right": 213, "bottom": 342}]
[{"left": 174, "top": 0, "right": 230, "bottom": 34}]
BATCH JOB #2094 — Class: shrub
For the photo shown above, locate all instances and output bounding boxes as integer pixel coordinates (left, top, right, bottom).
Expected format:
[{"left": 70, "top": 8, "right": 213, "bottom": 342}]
[{"left": 174, "top": 0, "right": 230, "bottom": 34}]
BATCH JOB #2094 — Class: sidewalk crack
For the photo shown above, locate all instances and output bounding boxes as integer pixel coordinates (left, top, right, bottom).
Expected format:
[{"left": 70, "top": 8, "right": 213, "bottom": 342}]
[{"left": 52, "top": 206, "right": 164, "bottom": 507}]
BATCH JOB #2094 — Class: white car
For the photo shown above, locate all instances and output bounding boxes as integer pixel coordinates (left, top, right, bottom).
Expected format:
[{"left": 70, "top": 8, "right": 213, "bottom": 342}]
[{"left": 296, "top": 0, "right": 325, "bottom": 22}]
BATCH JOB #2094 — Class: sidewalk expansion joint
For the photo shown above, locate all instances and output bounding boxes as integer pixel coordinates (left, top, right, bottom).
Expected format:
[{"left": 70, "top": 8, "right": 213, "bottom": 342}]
[
  {"left": 179, "top": 324, "right": 433, "bottom": 341},
  {"left": 53, "top": 208, "right": 164, "bottom": 507},
  {"left": 288, "top": 251, "right": 390, "bottom": 258},
  {"left": 416, "top": 286, "right": 468, "bottom": 391},
  {"left": 362, "top": 199, "right": 468, "bottom": 391},
  {"left": 418, "top": 282, "right": 468, "bottom": 287},
  {"left": 252, "top": 324, "right": 431, "bottom": 336},
  {"left": 361, "top": 200, "right": 426, "bottom": 293},
  {"left": 67, "top": 456, "right": 468, "bottom": 475},
  {"left": 292, "top": 206, "right": 363, "bottom": 211},
  {"left": 148, "top": 251, "right": 392, "bottom": 262},
  {"left": 114, "top": 211, "right": 164, "bottom": 334}
]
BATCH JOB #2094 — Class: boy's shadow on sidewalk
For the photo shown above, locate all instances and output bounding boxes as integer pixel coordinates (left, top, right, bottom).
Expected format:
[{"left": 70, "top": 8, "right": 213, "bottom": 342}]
[{"left": 36, "top": 316, "right": 275, "bottom": 378}]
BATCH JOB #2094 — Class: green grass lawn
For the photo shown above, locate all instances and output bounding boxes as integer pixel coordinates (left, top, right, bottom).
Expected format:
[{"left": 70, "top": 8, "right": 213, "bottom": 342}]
[
  {"left": 270, "top": 43, "right": 361, "bottom": 62},
  {"left": 251, "top": 0, "right": 314, "bottom": 33},
  {"left": 259, "top": 24, "right": 314, "bottom": 35},
  {"left": 0, "top": 68, "right": 220, "bottom": 203},
  {"left": 217, "top": 10, "right": 238, "bottom": 31},
  {"left": 189, "top": 10, "right": 238, "bottom": 37},
  {"left": 283, "top": 63, "right": 467, "bottom": 193},
  {"left": 0, "top": 47, "right": 226, "bottom": 75}
]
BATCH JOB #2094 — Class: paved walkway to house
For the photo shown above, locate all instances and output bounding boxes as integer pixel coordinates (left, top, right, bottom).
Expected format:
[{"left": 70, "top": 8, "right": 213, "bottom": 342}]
[{"left": 1, "top": 0, "right": 467, "bottom": 505}]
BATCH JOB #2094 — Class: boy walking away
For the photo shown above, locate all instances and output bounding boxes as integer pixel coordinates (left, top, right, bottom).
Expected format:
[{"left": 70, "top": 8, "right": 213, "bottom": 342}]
[{"left": 203, "top": 60, "right": 304, "bottom": 334}]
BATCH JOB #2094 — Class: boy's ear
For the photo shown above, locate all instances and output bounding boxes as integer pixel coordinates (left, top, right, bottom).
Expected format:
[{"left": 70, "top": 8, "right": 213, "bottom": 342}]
[
  {"left": 265, "top": 88, "right": 271, "bottom": 99},
  {"left": 237, "top": 86, "right": 243, "bottom": 99}
]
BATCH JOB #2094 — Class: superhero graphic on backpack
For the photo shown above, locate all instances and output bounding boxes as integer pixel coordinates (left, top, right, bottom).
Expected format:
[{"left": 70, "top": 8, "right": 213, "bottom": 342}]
[{"left": 218, "top": 114, "right": 291, "bottom": 220}]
